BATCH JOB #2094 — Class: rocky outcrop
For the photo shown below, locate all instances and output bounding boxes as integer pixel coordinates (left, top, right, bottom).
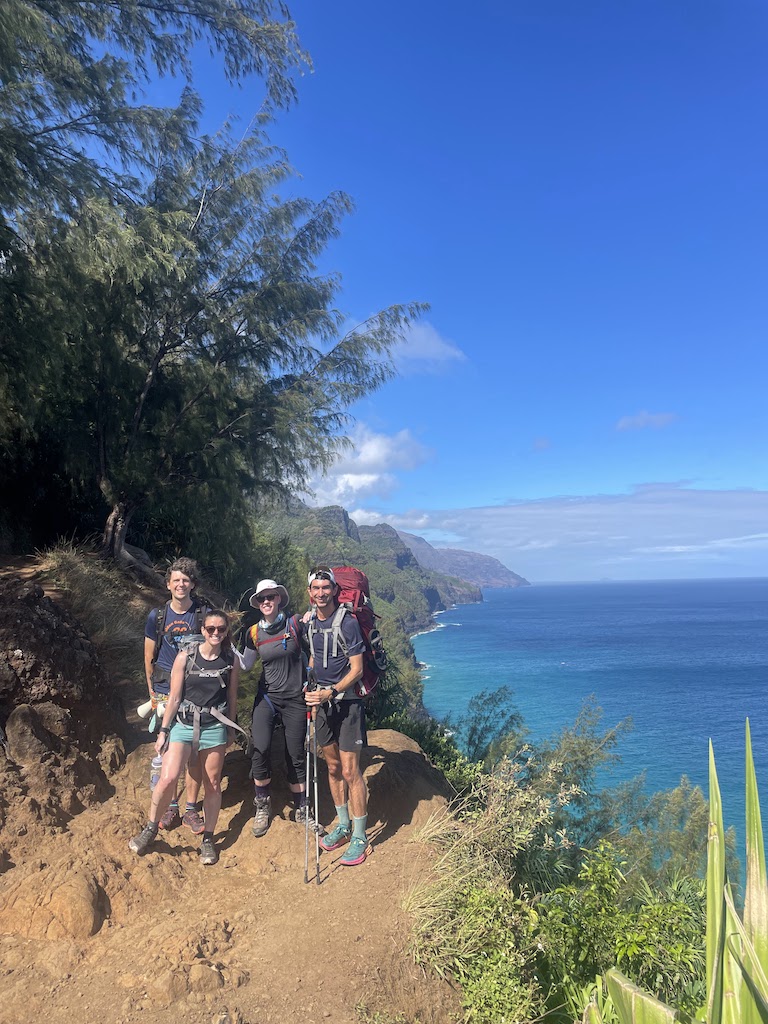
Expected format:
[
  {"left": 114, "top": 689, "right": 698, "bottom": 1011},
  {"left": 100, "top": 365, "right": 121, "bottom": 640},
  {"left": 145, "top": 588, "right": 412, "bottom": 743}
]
[{"left": 0, "top": 576, "right": 126, "bottom": 867}]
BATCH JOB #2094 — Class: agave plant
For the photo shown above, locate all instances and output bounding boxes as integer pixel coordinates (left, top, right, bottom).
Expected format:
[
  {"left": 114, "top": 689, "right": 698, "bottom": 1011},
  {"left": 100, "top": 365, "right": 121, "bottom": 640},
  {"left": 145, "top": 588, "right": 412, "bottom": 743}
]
[{"left": 584, "top": 719, "right": 768, "bottom": 1024}]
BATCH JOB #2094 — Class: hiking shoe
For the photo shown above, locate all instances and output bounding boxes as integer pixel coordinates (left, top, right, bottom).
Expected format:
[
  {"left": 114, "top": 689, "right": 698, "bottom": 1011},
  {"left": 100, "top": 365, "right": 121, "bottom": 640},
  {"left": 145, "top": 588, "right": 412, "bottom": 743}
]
[
  {"left": 339, "top": 835, "right": 368, "bottom": 867},
  {"left": 319, "top": 822, "right": 351, "bottom": 852},
  {"left": 199, "top": 838, "right": 218, "bottom": 866},
  {"left": 294, "top": 804, "right": 323, "bottom": 833},
  {"left": 294, "top": 803, "right": 313, "bottom": 825},
  {"left": 158, "top": 804, "right": 180, "bottom": 831},
  {"left": 182, "top": 808, "right": 205, "bottom": 835},
  {"left": 252, "top": 796, "right": 271, "bottom": 838},
  {"left": 128, "top": 824, "right": 158, "bottom": 855}
]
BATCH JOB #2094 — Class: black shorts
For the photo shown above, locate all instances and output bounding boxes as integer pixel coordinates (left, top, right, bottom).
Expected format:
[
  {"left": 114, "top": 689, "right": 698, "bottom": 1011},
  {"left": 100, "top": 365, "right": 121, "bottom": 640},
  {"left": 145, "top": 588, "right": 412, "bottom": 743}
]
[{"left": 314, "top": 700, "right": 367, "bottom": 753}]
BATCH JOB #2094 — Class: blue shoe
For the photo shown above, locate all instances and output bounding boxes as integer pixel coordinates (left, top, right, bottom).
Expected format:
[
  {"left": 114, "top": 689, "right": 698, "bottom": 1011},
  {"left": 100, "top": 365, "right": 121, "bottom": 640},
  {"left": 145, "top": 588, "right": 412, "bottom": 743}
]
[
  {"left": 319, "top": 822, "right": 351, "bottom": 852},
  {"left": 339, "top": 835, "right": 368, "bottom": 866}
]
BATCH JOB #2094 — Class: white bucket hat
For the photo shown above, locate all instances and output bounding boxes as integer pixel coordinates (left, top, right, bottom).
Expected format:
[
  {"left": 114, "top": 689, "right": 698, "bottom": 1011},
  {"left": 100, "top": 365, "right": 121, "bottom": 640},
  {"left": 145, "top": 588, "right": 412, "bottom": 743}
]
[{"left": 249, "top": 579, "right": 290, "bottom": 609}]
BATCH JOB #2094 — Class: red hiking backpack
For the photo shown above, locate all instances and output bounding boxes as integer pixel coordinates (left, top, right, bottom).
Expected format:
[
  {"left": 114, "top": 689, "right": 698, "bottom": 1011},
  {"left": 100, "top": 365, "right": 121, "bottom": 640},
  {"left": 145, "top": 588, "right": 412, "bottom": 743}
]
[{"left": 307, "top": 566, "right": 388, "bottom": 697}]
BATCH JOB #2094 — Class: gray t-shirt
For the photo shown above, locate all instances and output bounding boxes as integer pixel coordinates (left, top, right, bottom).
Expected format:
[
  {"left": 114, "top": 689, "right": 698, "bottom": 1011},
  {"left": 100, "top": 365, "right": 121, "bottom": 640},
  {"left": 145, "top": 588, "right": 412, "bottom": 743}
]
[
  {"left": 309, "top": 608, "right": 365, "bottom": 699},
  {"left": 245, "top": 615, "right": 305, "bottom": 698}
]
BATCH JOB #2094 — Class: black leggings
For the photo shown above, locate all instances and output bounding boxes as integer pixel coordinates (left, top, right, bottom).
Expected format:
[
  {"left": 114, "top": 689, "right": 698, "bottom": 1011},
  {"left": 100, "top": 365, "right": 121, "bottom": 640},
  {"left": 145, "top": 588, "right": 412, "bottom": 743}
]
[{"left": 250, "top": 691, "right": 308, "bottom": 785}]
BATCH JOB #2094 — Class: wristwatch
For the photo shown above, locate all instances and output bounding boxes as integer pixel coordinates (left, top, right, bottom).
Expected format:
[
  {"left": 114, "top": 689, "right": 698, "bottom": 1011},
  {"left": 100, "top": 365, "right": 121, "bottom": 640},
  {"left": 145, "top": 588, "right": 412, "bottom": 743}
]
[
  {"left": 159, "top": 726, "right": 171, "bottom": 734},
  {"left": 327, "top": 686, "right": 339, "bottom": 700}
]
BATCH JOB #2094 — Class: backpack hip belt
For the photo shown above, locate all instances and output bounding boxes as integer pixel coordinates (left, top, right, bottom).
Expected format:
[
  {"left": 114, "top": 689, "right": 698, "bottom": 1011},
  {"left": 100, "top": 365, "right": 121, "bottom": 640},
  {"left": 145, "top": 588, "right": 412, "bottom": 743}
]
[{"left": 176, "top": 698, "right": 248, "bottom": 757}]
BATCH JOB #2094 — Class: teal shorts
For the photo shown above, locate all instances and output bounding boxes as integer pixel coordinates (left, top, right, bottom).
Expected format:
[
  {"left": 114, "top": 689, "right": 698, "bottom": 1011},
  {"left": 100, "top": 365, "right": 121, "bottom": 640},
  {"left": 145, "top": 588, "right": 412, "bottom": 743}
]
[{"left": 169, "top": 719, "right": 227, "bottom": 750}]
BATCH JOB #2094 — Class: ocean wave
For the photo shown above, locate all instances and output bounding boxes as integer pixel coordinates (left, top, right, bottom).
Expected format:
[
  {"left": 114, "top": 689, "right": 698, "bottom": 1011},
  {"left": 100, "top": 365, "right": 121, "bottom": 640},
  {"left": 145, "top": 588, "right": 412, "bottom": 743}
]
[
  {"left": 411, "top": 625, "right": 439, "bottom": 639},
  {"left": 411, "top": 621, "right": 449, "bottom": 640}
]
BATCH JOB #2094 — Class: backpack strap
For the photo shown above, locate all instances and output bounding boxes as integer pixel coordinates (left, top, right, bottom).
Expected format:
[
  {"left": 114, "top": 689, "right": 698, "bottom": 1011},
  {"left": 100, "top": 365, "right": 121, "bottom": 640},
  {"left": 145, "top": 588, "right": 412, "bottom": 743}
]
[
  {"left": 287, "top": 614, "right": 301, "bottom": 648},
  {"left": 330, "top": 605, "right": 348, "bottom": 662},
  {"left": 307, "top": 606, "right": 348, "bottom": 670},
  {"left": 193, "top": 600, "right": 206, "bottom": 635},
  {"left": 253, "top": 616, "right": 295, "bottom": 651},
  {"left": 177, "top": 700, "right": 248, "bottom": 757},
  {"left": 153, "top": 600, "right": 206, "bottom": 665},
  {"left": 152, "top": 602, "right": 169, "bottom": 665},
  {"left": 178, "top": 648, "right": 247, "bottom": 756}
]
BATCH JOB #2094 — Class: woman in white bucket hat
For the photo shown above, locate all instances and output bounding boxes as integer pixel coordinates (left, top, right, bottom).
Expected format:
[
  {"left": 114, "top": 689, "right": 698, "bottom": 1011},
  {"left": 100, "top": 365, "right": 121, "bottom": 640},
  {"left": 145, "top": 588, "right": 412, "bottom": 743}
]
[{"left": 241, "top": 579, "right": 312, "bottom": 837}]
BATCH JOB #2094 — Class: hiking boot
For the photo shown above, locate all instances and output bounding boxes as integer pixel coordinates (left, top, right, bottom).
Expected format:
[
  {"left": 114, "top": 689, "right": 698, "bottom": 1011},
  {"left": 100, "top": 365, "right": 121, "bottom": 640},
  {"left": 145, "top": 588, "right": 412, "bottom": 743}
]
[
  {"left": 199, "top": 837, "right": 218, "bottom": 866},
  {"left": 319, "top": 822, "right": 351, "bottom": 852},
  {"left": 339, "top": 835, "right": 368, "bottom": 866},
  {"left": 128, "top": 823, "right": 158, "bottom": 855},
  {"left": 252, "top": 796, "right": 271, "bottom": 838},
  {"left": 294, "top": 803, "right": 321, "bottom": 832},
  {"left": 158, "top": 804, "right": 180, "bottom": 831},
  {"left": 182, "top": 807, "right": 205, "bottom": 835}
]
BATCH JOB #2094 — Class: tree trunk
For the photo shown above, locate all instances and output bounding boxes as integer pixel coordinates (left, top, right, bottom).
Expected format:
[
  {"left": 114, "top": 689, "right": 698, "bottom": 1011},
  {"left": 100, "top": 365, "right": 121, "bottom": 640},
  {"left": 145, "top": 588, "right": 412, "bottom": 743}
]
[
  {"left": 102, "top": 501, "right": 134, "bottom": 561},
  {"left": 102, "top": 501, "right": 164, "bottom": 586}
]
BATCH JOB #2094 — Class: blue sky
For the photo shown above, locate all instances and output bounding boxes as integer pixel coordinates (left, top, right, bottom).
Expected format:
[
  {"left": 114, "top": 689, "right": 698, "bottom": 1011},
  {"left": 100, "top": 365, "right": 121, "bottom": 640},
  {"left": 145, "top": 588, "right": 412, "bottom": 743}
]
[{"left": 181, "top": 1, "right": 768, "bottom": 581}]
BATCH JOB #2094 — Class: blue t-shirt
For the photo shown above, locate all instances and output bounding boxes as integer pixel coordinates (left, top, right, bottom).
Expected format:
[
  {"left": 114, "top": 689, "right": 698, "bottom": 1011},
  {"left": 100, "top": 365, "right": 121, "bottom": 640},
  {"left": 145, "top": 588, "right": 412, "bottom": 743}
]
[
  {"left": 145, "top": 601, "right": 204, "bottom": 687},
  {"left": 309, "top": 608, "right": 365, "bottom": 698}
]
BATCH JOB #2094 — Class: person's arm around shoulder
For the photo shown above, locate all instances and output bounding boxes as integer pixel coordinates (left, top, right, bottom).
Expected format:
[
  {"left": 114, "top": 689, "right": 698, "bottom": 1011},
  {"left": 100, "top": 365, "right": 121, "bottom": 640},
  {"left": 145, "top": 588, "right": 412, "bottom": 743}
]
[{"left": 241, "top": 625, "right": 259, "bottom": 672}]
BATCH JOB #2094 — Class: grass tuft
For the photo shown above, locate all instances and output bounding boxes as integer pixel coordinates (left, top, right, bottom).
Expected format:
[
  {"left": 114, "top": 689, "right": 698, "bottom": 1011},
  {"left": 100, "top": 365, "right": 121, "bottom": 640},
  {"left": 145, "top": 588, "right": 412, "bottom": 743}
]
[{"left": 36, "top": 540, "right": 153, "bottom": 682}]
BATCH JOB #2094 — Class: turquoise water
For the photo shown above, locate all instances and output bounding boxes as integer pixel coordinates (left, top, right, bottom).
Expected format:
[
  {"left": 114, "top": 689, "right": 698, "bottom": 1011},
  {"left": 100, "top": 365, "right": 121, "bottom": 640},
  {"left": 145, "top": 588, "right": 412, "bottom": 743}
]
[{"left": 413, "top": 578, "right": 768, "bottom": 843}]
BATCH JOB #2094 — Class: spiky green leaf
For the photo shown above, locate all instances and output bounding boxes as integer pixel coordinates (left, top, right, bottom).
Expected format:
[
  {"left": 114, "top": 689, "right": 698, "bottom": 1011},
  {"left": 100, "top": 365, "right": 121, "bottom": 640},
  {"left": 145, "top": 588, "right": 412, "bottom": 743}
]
[{"left": 605, "top": 969, "right": 679, "bottom": 1024}]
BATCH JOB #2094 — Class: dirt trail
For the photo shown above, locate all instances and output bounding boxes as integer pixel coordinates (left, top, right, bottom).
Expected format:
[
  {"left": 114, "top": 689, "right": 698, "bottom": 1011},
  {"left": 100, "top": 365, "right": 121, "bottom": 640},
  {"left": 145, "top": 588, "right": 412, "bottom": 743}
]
[{"left": 0, "top": 573, "right": 459, "bottom": 1024}]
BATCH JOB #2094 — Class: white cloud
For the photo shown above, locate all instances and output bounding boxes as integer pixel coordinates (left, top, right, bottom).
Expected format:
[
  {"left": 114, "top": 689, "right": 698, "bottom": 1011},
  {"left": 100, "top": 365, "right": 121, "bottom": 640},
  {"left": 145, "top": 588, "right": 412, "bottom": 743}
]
[
  {"left": 305, "top": 425, "right": 431, "bottom": 508},
  {"left": 391, "top": 321, "right": 466, "bottom": 374},
  {"left": 616, "top": 410, "right": 678, "bottom": 431},
  {"left": 348, "top": 484, "right": 768, "bottom": 582}
]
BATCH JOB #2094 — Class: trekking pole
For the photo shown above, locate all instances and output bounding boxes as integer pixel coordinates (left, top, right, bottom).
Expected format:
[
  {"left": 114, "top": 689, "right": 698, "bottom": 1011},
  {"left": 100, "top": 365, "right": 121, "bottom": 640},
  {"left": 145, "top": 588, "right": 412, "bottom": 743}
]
[
  {"left": 303, "top": 709, "right": 312, "bottom": 884},
  {"left": 312, "top": 706, "right": 320, "bottom": 884}
]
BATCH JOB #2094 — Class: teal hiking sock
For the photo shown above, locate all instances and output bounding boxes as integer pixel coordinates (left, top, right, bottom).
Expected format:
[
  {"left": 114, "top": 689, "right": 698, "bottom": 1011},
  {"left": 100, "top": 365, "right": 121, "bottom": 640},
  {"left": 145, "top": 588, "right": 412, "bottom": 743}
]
[
  {"left": 352, "top": 815, "right": 367, "bottom": 841},
  {"left": 336, "top": 804, "right": 350, "bottom": 828}
]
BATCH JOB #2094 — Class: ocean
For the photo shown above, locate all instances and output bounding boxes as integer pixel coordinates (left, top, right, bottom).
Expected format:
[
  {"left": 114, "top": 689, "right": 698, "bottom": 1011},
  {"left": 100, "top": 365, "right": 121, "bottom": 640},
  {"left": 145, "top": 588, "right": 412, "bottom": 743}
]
[{"left": 412, "top": 578, "right": 768, "bottom": 845}]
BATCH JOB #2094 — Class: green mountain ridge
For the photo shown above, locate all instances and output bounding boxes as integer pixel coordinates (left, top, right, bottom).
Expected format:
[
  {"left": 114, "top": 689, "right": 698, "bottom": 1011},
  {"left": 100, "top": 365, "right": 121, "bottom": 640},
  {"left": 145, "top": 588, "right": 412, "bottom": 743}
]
[{"left": 261, "top": 500, "right": 482, "bottom": 636}]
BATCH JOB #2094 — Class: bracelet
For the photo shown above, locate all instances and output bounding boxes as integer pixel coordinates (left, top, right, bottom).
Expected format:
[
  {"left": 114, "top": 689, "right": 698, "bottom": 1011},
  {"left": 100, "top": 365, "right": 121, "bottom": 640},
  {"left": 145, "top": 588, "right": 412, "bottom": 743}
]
[{"left": 159, "top": 726, "right": 171, "bottom": 734}]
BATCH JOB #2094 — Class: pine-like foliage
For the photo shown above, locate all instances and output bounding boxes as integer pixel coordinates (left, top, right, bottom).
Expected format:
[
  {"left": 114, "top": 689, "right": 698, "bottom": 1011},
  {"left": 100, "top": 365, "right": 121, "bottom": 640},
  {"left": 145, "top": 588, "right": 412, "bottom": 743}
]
[
  {"left": 0, "top": 0, "right": 307, "bottom": 226},
  {"left": 1, "top": 119, "right": 425, "bottom": 564}
]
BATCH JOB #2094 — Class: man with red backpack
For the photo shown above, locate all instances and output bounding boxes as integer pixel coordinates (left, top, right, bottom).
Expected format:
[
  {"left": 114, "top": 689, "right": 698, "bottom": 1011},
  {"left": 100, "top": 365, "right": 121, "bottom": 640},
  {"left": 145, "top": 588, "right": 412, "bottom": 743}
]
[{"left": 304, "top": 566, "right": 369, "bottom": 867}]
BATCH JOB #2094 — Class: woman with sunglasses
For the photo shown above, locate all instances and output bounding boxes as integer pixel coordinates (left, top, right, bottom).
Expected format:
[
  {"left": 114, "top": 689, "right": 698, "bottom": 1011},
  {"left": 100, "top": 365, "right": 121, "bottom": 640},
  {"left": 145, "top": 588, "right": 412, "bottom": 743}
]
[
  {"left": 242, "top": 578, "right": 311, "bottom": 838},
  {"left": 129, "top": 609, "right": 240, "bottom": 865}
]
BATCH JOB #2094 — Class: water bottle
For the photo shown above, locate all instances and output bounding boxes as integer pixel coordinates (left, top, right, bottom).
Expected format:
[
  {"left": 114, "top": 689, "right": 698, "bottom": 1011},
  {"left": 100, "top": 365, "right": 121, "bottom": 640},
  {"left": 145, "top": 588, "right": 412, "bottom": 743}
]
[{"left": 149, "top": 754, "right": 163, "bottom": 793}]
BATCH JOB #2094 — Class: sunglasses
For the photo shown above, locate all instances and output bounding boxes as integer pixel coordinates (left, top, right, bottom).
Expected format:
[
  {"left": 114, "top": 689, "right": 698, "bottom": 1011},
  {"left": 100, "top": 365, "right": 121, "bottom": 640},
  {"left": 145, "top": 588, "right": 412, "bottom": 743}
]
[
  {"left": 256, "top": 593, "right": 280, "bottom": 603},
  {"left": 204, "top": 625, "right": 227, "bottom": 635}
]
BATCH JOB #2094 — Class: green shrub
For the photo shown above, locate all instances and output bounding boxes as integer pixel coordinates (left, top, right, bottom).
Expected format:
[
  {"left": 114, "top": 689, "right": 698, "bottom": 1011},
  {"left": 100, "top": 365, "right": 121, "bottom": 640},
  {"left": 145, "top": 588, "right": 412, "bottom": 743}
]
[{"left": 540, "top": 841, "right": 705, "bottom": 1019}]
